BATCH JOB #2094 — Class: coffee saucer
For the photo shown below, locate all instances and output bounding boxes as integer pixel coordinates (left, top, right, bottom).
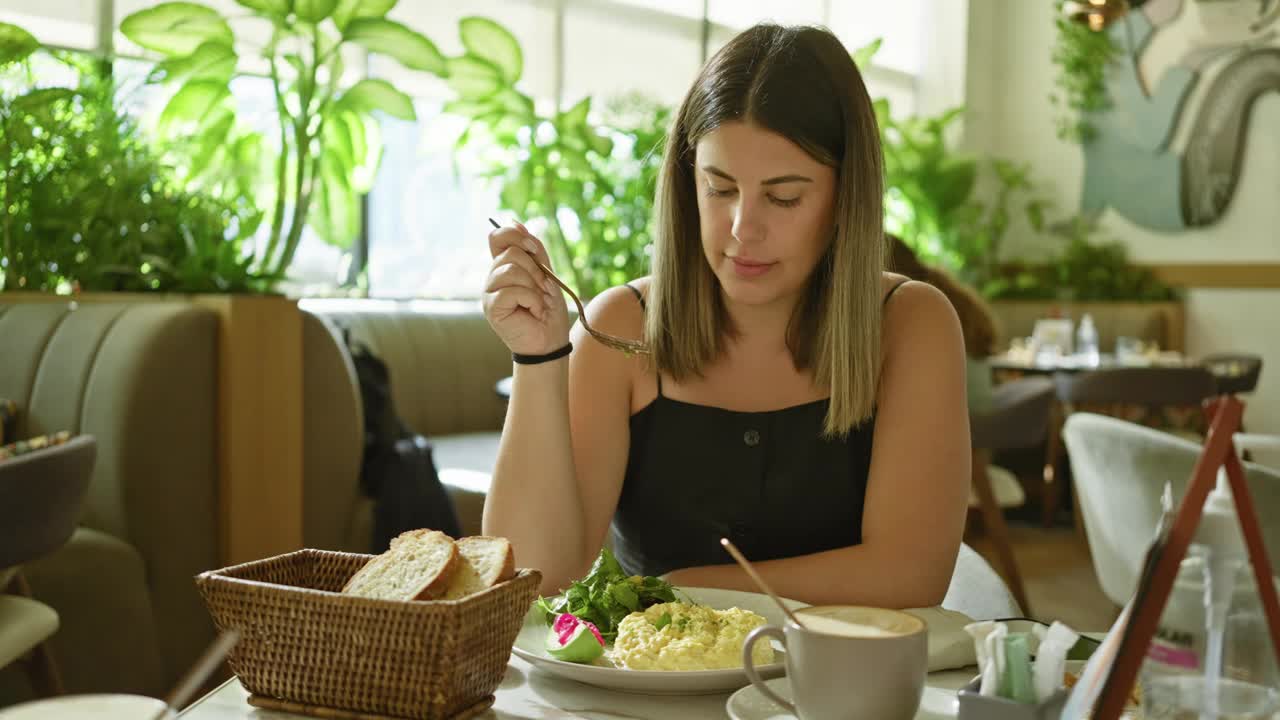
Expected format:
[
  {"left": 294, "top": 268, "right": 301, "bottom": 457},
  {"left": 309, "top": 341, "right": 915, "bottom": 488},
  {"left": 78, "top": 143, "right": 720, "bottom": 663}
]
[{"left": 726, "top": 677, "right": 959, "bottom": 720}]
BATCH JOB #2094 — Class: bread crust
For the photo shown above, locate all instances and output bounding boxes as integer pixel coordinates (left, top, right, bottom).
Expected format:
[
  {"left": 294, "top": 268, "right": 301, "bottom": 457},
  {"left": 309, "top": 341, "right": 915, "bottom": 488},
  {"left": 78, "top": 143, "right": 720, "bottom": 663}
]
[{"left": 341, "top": 529, "right": 460, "bottom": 601}]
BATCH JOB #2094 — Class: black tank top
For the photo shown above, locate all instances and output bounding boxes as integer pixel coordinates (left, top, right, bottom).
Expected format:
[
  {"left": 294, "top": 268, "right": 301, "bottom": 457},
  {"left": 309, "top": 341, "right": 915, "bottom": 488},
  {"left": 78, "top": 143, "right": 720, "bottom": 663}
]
[{"left": 610, "top": 281, "right": 910, "bottom": 577}]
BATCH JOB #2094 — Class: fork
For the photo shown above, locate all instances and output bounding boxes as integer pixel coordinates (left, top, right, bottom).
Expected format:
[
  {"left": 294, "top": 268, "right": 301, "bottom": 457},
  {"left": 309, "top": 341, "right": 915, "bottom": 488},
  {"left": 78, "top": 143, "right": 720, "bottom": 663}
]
[{"left": 488, "top": 218, "right": 651, "bottom": 356}]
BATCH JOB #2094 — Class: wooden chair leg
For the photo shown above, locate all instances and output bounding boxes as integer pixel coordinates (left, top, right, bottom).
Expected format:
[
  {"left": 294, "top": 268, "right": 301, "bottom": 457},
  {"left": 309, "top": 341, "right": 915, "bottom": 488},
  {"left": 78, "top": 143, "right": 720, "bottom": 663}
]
[
  {"left": 12, "top": 571, "right": 65, "bottom": 697},
  {"left": 972, "top": 448, "right": 1032, "bottom": 616}
]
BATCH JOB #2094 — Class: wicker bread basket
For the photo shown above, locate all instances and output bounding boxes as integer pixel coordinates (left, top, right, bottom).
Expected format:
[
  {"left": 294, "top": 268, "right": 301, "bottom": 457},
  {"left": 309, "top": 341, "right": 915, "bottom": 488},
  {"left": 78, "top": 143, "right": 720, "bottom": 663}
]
[{"left": 195, "top": 548, "right": 542, "bottom": 720}]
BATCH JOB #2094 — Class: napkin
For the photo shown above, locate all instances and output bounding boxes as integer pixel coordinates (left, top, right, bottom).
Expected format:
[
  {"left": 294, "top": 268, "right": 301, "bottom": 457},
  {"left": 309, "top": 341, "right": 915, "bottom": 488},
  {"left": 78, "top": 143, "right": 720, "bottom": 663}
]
[{"left": 904, "top": 606, "right": 980, "bottom": 671}]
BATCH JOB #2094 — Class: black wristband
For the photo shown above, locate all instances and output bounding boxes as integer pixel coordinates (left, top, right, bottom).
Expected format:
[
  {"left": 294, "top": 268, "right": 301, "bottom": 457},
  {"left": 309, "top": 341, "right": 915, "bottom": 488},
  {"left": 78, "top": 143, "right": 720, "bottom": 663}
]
[{"left": 513, "top": 342, "right": 572, "bottom": 365}]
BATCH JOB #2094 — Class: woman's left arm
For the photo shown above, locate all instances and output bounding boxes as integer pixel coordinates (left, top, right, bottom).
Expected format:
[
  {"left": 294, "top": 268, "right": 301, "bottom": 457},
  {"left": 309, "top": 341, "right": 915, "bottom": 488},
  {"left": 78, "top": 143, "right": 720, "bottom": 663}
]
[{"left": 666, "top": 282, "right": 971, "bottom": 607}]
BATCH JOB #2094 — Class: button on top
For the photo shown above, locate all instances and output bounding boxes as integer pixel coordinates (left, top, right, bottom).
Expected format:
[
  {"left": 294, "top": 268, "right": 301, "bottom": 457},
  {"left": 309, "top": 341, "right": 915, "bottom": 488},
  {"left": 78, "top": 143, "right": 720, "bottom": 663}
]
[{"left": 743, "top": 429, "right": 760, "bottom": 447}]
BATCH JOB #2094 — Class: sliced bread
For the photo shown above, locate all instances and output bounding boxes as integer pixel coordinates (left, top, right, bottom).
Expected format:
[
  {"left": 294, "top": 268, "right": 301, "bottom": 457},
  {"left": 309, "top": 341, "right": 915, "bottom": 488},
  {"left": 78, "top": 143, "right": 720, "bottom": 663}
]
[
  {"left": 342, "top": 529, "right": 459, "bottom": 601},
  {"left": 441, "top": 536, "right": 516, "bottom": 600}
]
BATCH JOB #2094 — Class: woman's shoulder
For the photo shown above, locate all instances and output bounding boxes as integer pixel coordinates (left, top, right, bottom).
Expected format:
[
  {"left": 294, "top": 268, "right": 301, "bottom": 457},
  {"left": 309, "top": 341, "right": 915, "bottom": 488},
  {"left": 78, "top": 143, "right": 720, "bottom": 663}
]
[
  {"left": 575, "top": 276, "right": 651, "bottom": 342},
  {"left": 879, "top": 271, "right": 961, "bottom": 343},
  {"left": 882, "top": 271, "right": 942, "bottom": 305}
]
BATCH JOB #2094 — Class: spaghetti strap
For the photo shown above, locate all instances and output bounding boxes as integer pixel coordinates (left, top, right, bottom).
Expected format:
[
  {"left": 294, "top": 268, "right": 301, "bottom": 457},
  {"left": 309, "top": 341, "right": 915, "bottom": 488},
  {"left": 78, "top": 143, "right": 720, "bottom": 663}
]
[
  {"left": 623, "top": 283, "right": 660, "bottom": 396},
  {"left": 624, "top": 283, "right": 645, "bottom": 310},
  {"left": 882, "top": 279, "right": 911, "bottom": 306}
]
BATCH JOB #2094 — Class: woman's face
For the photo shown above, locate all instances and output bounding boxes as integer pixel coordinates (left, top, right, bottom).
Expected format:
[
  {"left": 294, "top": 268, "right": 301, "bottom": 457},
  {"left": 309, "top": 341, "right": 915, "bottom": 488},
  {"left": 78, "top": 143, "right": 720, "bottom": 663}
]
[{"left": 693, "top": 121, "right": 838, "bottom": 309}]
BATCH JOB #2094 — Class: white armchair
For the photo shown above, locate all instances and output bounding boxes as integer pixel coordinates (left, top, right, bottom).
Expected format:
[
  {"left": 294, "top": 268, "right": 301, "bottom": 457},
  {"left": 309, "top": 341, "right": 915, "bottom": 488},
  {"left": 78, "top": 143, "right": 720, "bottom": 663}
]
[
  {"left": 1236, "top": 433, "right": 1280, "bottom": 473},
  {"left": 1062, "top": 413, "right": 1280, "bottom": 607}
]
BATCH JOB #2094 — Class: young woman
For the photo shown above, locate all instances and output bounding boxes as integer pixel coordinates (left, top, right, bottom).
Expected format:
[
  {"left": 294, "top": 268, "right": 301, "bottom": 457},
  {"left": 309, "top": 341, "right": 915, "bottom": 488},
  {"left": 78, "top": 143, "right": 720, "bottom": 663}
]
[{"left": 481, "top": 23, "right": 970, "bottom": 608}]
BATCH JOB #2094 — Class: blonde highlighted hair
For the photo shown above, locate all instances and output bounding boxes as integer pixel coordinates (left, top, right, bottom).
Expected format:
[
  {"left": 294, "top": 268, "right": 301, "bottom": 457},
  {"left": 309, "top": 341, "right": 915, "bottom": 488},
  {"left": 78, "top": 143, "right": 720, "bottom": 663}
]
[{"left": 645, "top": 24, "right": 885, "bottom": 437}]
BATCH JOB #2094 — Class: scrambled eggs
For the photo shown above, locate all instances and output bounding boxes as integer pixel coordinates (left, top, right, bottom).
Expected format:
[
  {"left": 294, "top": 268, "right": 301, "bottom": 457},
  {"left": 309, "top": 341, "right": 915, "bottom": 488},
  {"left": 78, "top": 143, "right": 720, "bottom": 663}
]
[{"left": 611, "top": 602, "right": 774, "bottom": 671}]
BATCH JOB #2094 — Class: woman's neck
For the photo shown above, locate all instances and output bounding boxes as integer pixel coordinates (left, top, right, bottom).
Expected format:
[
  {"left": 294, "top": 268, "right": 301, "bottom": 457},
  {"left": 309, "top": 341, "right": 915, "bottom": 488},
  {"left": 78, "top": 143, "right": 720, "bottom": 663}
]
[{"left": 721, "top": 290, "right": 801, "bottom": 354}]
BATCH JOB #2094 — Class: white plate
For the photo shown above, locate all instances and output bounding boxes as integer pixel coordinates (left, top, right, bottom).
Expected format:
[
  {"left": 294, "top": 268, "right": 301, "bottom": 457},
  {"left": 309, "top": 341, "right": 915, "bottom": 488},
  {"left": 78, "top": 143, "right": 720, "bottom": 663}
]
[
  {"left": 512, "top": 586, "right": 803, "bottom": 695},
  {"left": 726, "top": 677, "right": 960, "bottom": 720}
]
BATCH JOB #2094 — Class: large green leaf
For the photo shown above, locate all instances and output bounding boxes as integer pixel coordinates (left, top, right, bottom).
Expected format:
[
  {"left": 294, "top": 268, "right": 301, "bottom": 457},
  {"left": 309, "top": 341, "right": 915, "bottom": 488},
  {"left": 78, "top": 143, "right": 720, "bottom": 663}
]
[
  {"left": 558, "top": 96, "right": 590, "bottom": 129},
  {"left": 492, "top": 87, "right": 535, "bottom": 121},
  {"left": 234, "top": 0, "right": 291, "bottom": 15},
  {"left": 322, "top": 110, "right": 356, "bottom": 172},
  {"left": 294, "top": 0, "right": 338, "bottom": 22},
  {"left": 459, "top": 17, "right": 522, "bottom": 84},
  {"left": 0, "top": 22, "right": 39, "bottom": 67},
  {"left": 188, "top": 109, "right": 236, "bottom": 177},
  {"left": 148, "top": 40, "right": 237, "bottom": 84},
  {"left": 446, "top": 55, "right": 502, "bottom": 100},
  {"left": 332, "top": 0, "right": 396, "bottom": 31},
  {"left": 330, "top": 110, "right": 377, "bottom": 191},
  {"left": 500, "top": 164, "right": 533, "bottom": 214},
  {"left": 283, "top": 53, "right": 307, "bottom": 79},
  {"left": 311, "top": 152, "right": 359, "bottom": 248},
  {"left": 11, "top": 87, "right": 76, "bottom": 114},
  {"left": 582, "top": 127, "right": 613, "bottom": 157},
  {"left": 344, "top": 18, "right": 444, "bottom": 74},
  {"left": 159, "top": 80, "right": 231, "bottom": 134},
  {"left": 338, "top": 78, "right": 415, "bottom": 120},
  {"left": 851, "top": 38, "right": 881, "bottom": 71},
  {"left": 120, "top": 3, "right": 234, "bottom": 57},
  {"left": 231, "top": 131, "right": 268, "bottom": 198},
  {"left": 442, "top": 97, "right": 495, "bottom": 119}
]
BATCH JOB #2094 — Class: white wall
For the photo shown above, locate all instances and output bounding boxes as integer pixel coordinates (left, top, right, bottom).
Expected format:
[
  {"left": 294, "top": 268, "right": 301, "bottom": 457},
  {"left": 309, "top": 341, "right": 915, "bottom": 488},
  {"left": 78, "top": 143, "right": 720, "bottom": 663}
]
[{"left": 964, "top": 0, "right": 1280, "bottom": 434}]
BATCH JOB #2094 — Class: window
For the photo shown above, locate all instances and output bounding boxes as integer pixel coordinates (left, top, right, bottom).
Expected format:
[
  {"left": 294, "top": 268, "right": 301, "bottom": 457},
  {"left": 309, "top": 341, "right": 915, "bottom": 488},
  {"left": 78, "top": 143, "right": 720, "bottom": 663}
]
[
  {"left": 562, "top": 2, "right": 703, "bottom": 107},
  {"left": 0, "top": 0, "right": 99, "bottom": 51},
  {"left": 827, "top": 0, "right": 926, "bottom": 76},
  {"left": 706, "top": 0, "right": 826, "bottom": 32},
  {"left": 367, "top": 102, "right": 502, "bottom": 299},
  {"left": 4, "top": 0, "right": 951, "bottom": 299}
]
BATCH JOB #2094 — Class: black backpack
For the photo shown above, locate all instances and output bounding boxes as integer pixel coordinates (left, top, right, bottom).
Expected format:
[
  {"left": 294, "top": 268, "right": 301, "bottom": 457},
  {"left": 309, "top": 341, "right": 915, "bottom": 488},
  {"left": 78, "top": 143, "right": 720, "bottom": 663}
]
[{"left": 343, "top": 328, "right": 462, "bottom": 551}]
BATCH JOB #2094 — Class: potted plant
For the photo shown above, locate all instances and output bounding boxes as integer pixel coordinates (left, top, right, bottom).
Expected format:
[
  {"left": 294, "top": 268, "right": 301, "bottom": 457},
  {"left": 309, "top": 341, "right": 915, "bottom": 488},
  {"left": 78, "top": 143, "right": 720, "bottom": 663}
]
[
  {"left": 2, "top": 1, "right": 447, "bottom": 564},
  {"left": 429, "top": 17, "right": 666, "bottom": 301}
]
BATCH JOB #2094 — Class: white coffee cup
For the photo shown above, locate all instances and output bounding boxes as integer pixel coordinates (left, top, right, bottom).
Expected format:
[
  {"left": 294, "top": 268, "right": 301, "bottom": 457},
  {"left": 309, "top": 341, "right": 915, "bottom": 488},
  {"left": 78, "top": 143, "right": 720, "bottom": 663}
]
[{"left": 743, "top": 605, "right": 928, "bottom": 720}]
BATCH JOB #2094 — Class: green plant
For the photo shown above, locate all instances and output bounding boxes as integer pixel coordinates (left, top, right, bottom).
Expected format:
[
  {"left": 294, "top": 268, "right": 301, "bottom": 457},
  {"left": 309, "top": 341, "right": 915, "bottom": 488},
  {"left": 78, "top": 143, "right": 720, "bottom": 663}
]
[
  {"left": 983, "top": 217, "right": 1178, "bottom": 301},
  {"left": 436, "top": 18, "right": 666, "bottom": 300},
  {"left": 119, "top": 0, "right": 441, "bottom": 281},
  {"left": 0, "top": 29, "right": 267, "bottom": 293},
  {"left": 1050, "top": 0, "right": 1120, "bottom": 142},
  {"left": 857, "top": 42, "right": 1049, "bottom": 290}
]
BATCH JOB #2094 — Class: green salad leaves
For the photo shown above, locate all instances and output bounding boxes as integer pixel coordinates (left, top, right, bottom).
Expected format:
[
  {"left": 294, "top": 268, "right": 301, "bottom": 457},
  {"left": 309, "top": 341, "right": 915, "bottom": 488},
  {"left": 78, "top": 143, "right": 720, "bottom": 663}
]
[{"left": 533, "top": 548, "right": 679, "bottom": 642}]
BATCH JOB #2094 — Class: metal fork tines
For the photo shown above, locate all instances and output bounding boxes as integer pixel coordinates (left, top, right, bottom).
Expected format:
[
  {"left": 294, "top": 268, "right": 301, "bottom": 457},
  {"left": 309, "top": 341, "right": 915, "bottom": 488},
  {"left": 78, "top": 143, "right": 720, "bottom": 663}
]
[
  {"left": 534, "top": 257, "right": 650, "bottom": 356},
  {"left": 489, "top": 218, "right": 650, "bottom": 356}
]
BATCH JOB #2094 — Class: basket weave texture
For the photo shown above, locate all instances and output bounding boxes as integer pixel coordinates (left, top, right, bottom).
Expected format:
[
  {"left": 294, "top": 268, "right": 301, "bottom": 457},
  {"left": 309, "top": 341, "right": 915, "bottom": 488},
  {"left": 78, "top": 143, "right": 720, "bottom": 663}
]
[{"left": 195, "top": 549, "right": 542, "bottom": 720}]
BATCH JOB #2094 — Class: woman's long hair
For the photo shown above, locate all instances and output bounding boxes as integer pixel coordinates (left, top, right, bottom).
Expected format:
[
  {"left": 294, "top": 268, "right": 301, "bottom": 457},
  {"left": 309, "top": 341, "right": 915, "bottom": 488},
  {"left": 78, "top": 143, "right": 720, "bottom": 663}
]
[{"left": 646, "top": 24, "right": 885, "bottom": 437}]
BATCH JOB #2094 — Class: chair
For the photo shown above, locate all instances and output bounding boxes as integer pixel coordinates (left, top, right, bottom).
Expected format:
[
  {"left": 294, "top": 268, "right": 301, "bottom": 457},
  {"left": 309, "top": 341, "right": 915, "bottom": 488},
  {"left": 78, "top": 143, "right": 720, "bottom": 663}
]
[
  {"left": 1202, "top": 353, "right": 1263, "bottom": 395},
  {"left": 942, "top": 543, "right": 1022, "bottom": 621},
  {"left": 1062, "top": 413, "right": 1280, "bottom": 607},
  {"left": 969, "top": 376, "right": 1056, "bottom": 616},
  {"left": 1046, "top": 366, "right": 1219, "bottom": 531},
  {"left": 0, "top": 435, "right": 96, "bottom": 697},
  {"left": 1236, "top": 433, "right": 1280, "bottom": 473}
]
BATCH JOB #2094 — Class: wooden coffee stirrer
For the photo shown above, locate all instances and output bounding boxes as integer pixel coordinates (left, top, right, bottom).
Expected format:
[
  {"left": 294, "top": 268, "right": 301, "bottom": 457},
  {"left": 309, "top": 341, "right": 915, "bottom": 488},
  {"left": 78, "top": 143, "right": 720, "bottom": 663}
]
[{"left": 720, "top": 537, "right": 808, "bottom": 629}]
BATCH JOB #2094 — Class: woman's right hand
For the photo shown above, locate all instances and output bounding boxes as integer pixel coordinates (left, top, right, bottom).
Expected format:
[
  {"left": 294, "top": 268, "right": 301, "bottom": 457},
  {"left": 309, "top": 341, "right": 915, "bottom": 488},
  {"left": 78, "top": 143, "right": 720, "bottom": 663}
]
[{"left": 483, "top": 221, "right": 572, "bottom": 356}]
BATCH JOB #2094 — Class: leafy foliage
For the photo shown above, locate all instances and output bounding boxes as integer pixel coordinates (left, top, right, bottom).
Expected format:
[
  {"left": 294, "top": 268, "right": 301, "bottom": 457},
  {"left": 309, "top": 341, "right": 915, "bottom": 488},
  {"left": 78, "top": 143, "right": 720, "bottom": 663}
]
[
  {"left": 859, "top": 42, "right": 1049, "bottom": 291},
  {"left": 1050, "top": 0, "right": 1120, "bottom": 143},
  {"left": 438, "top": 17, "right": 667, "bottom": 301},
  {"left": 119, "top": 0, "right": 431, "bottom": 280},
  {"left": 982, "top": 217, "right": 1178, "bottom": 301},
  {"left": 533, "top": 548, "right": 679, "bottom": 643},
  {"left": 0, "top": 51, "right": 270, "bottom": 293}
]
